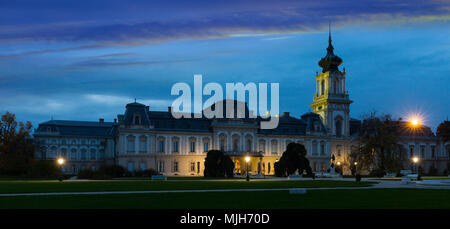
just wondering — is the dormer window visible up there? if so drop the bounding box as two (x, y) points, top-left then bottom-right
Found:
(134, 115), (141, 125)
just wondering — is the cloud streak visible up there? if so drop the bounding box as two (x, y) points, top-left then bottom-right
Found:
(0, 0), (448, 47)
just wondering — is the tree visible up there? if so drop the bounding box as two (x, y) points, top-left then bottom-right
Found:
(355, 112), (403, 175)
(0, 111), (35, 176)
(274, 143), (312, 177)
(437, 121), (450, 142)
(203, 150), (234, 178)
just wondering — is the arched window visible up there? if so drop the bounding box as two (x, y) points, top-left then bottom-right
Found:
(172, 138), (179, 153)
(335, 117), (343, 137)
(70, 148), (77, 160)
(334, 78), (337, 94)
(50, 146), (57, 159)
(219, 134), (227, 151)
(80, 148), (87, 160)
(233, 139), (239, 152)
(127, 136), (136, 152)
(312, 141), (318, 155)
(321, 80), (325, 95)
(90, 148), (96, 160)
(246, 139), (252, 152)
(259, 140), (266, 153)
(271, 140), (278, 154)
(139, 136), (147, 152)
(232, 134), (240, 152)
(220, 139), (225, 151)
(61, 148), (67, 158)
(134, 115), (141, 125)
(320, 141), (325, 156)
(235, 160), (241, 174)
(158, 138), (165, 153)
(190, 141), (196, 153)
(202, 138), (209, 153)
(99, 149), (105, 160)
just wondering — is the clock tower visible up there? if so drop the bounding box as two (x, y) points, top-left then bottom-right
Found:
(310, 27), (352, 137)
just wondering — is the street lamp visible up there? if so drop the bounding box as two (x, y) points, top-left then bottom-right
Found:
(57, 157), (65, 182)
(245, 156), (250, 181)
(412, 156), (419, 174)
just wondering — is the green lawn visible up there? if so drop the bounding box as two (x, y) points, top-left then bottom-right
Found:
(0, 180), (373, 194)
(1, 189), (449, 209)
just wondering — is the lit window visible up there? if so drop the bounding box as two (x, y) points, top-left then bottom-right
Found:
(173, 161), (179, 172)
(190, 162), (195, 172)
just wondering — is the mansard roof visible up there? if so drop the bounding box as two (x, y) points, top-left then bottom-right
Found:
(123, 102), (151, 125)
(36, 120), (116, 137)
(117, 100), (329, 135)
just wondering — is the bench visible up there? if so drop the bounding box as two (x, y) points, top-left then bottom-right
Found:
(288, 174), (303, 180)
(406, 174), (418, 179)
(315, 172), (332, 178)
(384, 173), (396, 178)
(151, 175), (167, 181)
(289, 188), (307, 195)
(401, 174), (418, 184)
(400, 170), (413, 176)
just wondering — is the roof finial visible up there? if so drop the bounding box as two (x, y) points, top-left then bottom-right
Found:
(329, 22), (331, 45)
(134, 98), (137, 103)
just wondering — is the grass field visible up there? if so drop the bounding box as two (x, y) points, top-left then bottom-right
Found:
(1, 189), (449, 209)
(0, 180), (373, 194)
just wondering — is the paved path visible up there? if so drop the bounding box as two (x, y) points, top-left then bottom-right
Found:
(1, 179), (449, 197)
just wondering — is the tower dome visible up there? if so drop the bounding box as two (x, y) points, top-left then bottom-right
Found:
(318, 26), (342, 72)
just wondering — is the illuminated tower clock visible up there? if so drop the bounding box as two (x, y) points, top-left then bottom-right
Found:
(310, 27), (352, 137)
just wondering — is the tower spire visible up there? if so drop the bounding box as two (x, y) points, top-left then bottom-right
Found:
(328, 22), (332, 46)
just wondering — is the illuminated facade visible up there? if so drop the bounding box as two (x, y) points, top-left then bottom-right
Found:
(33, 32), (449, 176)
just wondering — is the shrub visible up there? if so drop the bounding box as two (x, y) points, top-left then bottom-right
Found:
(427, 165), (438, 176)
(27, 160), (61, 178)
(141, 169), (159, 177)
(204, 150), (234, 178)
(355, 174), (361, 182)
(97, 165), (126, 178)
(369, 168), (385, 177)
(77, 169), (94, 179)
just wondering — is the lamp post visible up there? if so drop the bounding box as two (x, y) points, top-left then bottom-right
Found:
(412, 156), (419, 174)
(57, 157), (65, 182)
(245, 156), (250, 181)
(336, 161), (341, 175)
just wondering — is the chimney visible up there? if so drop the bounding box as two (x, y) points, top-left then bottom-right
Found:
(99, 118), (104, 123)
(282, 112), (290, 117)
(145, 106), (150, 112)
(168, 106), (172, 113)
(114, 118), (117, 123)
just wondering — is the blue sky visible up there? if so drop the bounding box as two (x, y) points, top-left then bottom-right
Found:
(0, 0), (449, 130)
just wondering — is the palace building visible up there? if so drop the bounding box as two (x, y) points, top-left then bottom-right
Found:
(33, 32), (450, 176)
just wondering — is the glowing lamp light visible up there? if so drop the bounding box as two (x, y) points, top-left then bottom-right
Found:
(411, 119), (420, 126)
(57, 158), (65, 166)
(354, 162), (358, 166)
(412, 156), (419, 164)
(336, 161), (341, 166)
(245, 156), (250, 163)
